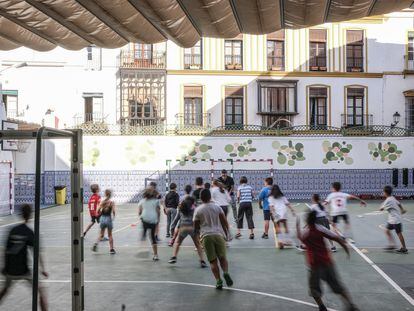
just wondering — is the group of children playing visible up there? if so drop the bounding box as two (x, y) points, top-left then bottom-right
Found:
(82, 174), (408, 311)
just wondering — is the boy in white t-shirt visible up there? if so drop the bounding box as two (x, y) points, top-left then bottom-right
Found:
(324, 182), (366, 250)
(380, 186), (407, 254)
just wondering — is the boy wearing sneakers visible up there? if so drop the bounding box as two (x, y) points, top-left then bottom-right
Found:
(194, 189), (233, 289)
(324, 182), (366, 250)
(380, 186), (408, 253)
(258, 177), (273, 239)
(84, 184), (101, 237)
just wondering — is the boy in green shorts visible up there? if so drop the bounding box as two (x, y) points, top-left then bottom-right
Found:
(194, 189), (233, 289)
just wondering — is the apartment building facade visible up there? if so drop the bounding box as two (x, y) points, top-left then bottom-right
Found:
(0, 11), (413, 132)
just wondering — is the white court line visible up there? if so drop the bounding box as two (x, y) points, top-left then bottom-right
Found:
(34, 279), (338, 310)
(404, 218), (414, 223)
(349, 242), (414, 307)
(112, 221), (139, 234)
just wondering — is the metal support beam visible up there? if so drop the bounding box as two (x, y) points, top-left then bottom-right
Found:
(70, 129), (84, 311)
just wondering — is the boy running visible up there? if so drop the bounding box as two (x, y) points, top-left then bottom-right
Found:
(84, 184), (101, 237)
(324, 182), (366, 249)
(168, 196), (207, 267)
(169, 185), (193, 247)
(258, 177), (273, 239)
(192, 177), (204, 206)
(0, 204), (48, 311)
(164, 183), (180, 238)
(92, 189), (116, 254)
(380, 186), (408, 253)
(235, 176), (255, 240)
(296, 211), (359, 311)
(194, 189), (233, 289)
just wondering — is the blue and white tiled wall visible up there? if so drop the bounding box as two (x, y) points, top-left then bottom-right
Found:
(14, 169), (414, 205)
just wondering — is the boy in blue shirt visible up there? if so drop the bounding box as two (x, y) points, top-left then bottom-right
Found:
(258, 177), (273, 239)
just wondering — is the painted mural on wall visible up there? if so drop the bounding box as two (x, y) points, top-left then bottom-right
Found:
(178, 141), (213, 166)
(368, 142), (402, 164)
(19, 136), (413, 173)
(224, 139), (257, 158)
(272, 140), (305, 166)
(125, 139), (156, 165)
(322, 141), (353, 165)
(84, 141), (100, 167)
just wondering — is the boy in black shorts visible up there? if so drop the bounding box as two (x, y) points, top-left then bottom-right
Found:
(380, 186), (408, 253)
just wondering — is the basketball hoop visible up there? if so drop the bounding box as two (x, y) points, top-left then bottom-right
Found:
(16, 140), (31, 153)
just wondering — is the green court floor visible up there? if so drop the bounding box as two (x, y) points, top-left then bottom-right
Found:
(0, 201), (413, 310)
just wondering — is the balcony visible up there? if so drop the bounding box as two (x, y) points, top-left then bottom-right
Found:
(175, 113), (211, 127)
(341, 114), (373, 127)
(73, 113), (107, 126)
(184, 54), (202, 70)
(404, 55), (414, 75)
(118, 51), (166, 69)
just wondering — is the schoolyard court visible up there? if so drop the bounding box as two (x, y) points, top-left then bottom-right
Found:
(0, 201), (413, 311)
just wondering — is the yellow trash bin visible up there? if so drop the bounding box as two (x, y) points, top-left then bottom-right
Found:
(54, 186), (67, 205)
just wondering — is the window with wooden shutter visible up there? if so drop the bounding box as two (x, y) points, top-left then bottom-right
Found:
(309, 87), (328, 127)
(225, 40), (243, 70)
(267, 30), (285, 71)
(309, 29), (327, 71)
(346, 30), (364, 72)
(183, 86), (203, 126)
(225, 86), (244, 127)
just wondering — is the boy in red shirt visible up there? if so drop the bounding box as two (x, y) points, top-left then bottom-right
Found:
(296, 210), (359, 311)
(84, 184), (101, 237)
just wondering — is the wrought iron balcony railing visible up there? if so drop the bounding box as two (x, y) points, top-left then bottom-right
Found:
(73, 113), (106, 126)
(341, 114), (373, 127)
(175, 113), (211, 127)
(184, 54), (202, 69)
(118, 51), (166, 69)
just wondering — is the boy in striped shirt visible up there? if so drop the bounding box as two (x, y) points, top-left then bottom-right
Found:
(235, 176), (255, 239)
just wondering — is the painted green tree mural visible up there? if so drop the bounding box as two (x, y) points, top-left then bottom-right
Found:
(322, 141), (353, 165)
(368, 142), (402, 164)
(272, 140), (305, 166)
(224, 139), (256, 158)
(125, 140), (156, 165)
(179, 141), (212, 166)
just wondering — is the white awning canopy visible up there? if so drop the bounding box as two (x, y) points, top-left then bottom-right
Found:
(0, 0), (412, 51)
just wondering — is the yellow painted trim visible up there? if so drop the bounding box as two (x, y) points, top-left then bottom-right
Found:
(221, 85), (225, 126)
(344, 84), (369, 122)
(244, 85), (248, 124)
(179, 84), (184, 122)
(168, 69), (383, 78)
(306, 84), (332, 127)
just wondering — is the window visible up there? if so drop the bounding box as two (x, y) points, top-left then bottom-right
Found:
(184, 40), (202, 69)
(405, 96), (414, 129)
(309, 29), (327, 71)
(134, 43), (152, 60)
(129, 99), (157, 126)
(309, 87), (327, 128)
(183, 86), (203, 126)
(408, 31), (414, 71)
(258, 81), (297, 128)
(267, 30), (285, 71)
(345, 88), (365, 126)
(346, 30), (364, 72)
(224, 86), (244, 127)
(83, 93), (104, 123)
(85, 46), (102, 70)
(2, 91), (18, 119)
(225, 40), (243, 70)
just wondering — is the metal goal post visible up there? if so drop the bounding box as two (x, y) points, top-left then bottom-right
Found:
(0, 127), (84, 311)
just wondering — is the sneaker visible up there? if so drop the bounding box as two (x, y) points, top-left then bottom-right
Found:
(166, 234), (171, 238)
(235, 233), (242, 239)
(101, 237), (109, 242)
(200, 260), (208, 268)
(331, 246), (337, 253)
(249, 233), (255, 240)
(319, 305), (328, 311)
(92, 243), (98, 252)
(261, 233), (269, 239)
(216, 279), (223, 290)
(153, 255), (159, 261)
(109, 249), (116, 255)
(395, 248), (408, 254)
(223, 273), (234, 287)
(296, 245), (306, 252)
(168, 256), (177, 264)
(384, 245), (396, 251)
